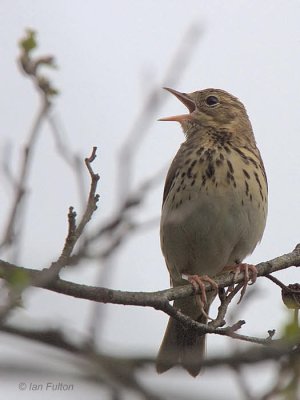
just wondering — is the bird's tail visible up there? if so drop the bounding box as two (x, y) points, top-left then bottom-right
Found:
(156, 293), (214, 377)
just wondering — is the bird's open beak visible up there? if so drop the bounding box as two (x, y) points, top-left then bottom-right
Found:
(158, 87), (196, 122)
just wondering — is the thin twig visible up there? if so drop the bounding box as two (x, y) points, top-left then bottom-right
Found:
(232, 367), (255, 400)
(266, 274), (298, 292)
(67, 166), (165, 265)
(34, 147), (100, 283)
(1, 323), (300, 371)
(47, 112), (87, 208)
(0, 100), (50, 252)
(0, 148), (100, 322)
(209, 283), (244, 329)
(0, 30), (58, 255)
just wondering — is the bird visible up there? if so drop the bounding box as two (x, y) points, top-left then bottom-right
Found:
(156, 87), (268, 376)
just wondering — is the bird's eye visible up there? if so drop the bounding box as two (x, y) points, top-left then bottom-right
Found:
(205, 95), (219, 106)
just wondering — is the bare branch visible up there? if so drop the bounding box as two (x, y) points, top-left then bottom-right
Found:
(0, 29), (58, 253)
(266, 274), (295, 291)
(67, 166), (164, 265)
(0, 100), (50, 251)
(1, 244), (299, 342)
(34, 147), (100, 283)
(46, 112), (87, 207)
(0, 148), (100, 322)
(0, 323), (299, 372)
(232, 367), (255, 400)
(209, 283), (244, 329)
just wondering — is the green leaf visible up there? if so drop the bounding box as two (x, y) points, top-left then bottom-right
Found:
(19, 29), (37, 53)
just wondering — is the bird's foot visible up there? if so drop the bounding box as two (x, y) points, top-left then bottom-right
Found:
(235, 263), (257, 304)
(233, 263), (257, 286)
(186, 274), (218, 319)
(224, 263), (258, 303)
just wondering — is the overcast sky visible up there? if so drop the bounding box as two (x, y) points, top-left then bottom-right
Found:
(1, 1), (300, 399)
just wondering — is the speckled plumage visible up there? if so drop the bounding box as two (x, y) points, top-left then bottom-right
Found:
(156, 88), (268, 376)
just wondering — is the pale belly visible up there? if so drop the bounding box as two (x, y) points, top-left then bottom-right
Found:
(160, 183), (267, 284)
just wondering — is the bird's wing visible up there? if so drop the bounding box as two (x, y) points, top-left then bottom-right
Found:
(162, 147), (184, 206)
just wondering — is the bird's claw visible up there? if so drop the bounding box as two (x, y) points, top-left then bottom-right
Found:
(187, 274), (218, 319)
(234, 263), (257, 285)
(223, 263), (257, 302)
(234, 263), (258, 304)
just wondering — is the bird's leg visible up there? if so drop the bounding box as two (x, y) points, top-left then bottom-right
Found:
(233, 263), (257, 285)
(186, 274), (218, 319)
(222, 263), (258, 303)
(234, 263), (257, 303)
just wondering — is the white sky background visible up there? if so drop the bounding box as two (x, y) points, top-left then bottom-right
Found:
(1, 1), (300, 399)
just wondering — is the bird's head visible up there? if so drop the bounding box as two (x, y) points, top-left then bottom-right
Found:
(159, 87), (253, 140)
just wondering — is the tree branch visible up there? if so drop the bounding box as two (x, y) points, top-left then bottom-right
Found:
(1, 244), (299, 341)
(0, 148), (100, 322)
(0, 100), (50, 251)
(1, 323), (299, 372)
(0, 29), (58, 253)
(32, 147), (100, 284)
